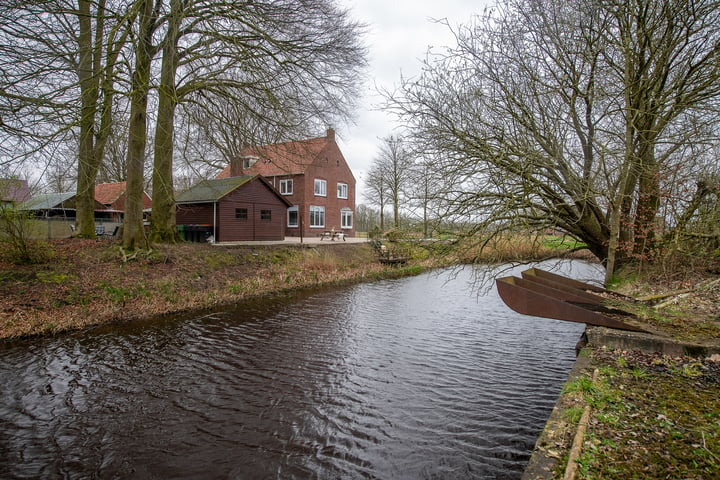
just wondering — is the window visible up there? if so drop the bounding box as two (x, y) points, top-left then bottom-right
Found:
(235, 208), (248, 220)
(241, 156), (257, 168)
(260, 209), (271, 221)
(279, 179), (293, 195)
(314, 179), (327, 196)
(309, 206), (325, 228)
(337, 183), (348, 199)
(287, 206), (298, 227)
(341, 208), (353, 229)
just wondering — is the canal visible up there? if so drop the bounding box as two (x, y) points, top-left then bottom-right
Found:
(0, 261), (601, 479)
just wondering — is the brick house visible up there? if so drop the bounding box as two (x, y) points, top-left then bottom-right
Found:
(216, 129), (356, 238)
(176, 175), (291, 242)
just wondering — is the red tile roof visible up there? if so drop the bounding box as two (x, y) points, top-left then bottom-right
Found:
(94, 182), (127, 206)
(216, 135), (331, 178)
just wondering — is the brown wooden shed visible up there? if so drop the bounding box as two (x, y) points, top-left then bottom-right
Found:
(175, 175), (291, 242)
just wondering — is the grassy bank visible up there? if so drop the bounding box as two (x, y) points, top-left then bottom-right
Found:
(0, 239), (440, 340)
(542, 346), (720, 480)
(0, 233), (585, 341)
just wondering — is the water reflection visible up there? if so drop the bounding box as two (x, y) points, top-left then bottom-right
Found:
(0, 261), (600, 479)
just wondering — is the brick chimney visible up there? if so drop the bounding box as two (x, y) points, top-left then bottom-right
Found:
(326, 128), (335, 141)
(229, 158), (243, 177)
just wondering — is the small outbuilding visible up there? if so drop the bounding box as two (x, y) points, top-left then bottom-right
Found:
(19, 192), (104, 218)
(176, 175), (292, 242)
(17, 192), (107, 239)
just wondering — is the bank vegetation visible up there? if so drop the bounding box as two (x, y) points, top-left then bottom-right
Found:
(0, 233), (596, 341)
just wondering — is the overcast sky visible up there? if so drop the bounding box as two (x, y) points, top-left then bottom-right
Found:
(335, 0), (492, 199)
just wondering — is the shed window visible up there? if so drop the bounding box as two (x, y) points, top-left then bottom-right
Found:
(260, 209), (271, 221)
(235, 208), (248, 220)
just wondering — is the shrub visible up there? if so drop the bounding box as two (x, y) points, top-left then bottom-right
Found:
(0, 205), (55, 264)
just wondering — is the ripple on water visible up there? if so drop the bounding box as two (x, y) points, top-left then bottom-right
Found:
(0, 261), (597, 479)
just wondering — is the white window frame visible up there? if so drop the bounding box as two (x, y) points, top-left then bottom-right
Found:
(341, 208), (353, 229)
(287, 206), (298, 228)
(337, 182), (348, 199)
(309, 205), (325, 228)
(279, 179), (293, 195)
(241, 156), (258, 168)
(314, 178), (327, 197)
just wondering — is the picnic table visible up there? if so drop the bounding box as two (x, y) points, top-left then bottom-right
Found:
(320, 230), (345, 241)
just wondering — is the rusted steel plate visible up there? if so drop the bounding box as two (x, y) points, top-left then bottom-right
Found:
(520, 270), (608, 306)
(519, 268), (638, 312)
(521, 268), (636, 302)
(521, 267), (606, 292)
(496, 276), (650, 333)
(510, 275), (613, 307)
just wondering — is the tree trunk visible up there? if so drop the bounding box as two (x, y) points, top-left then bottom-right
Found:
(122, 0), (154, 250)
(75, 0), (124, 239)
(75, 0), (100, 238)
(150, 0), (182, 244)
(393, 192), (399, 228)
(632, 146), (660, 257)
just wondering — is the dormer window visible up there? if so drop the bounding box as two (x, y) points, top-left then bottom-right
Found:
(241, 156), (258, 168)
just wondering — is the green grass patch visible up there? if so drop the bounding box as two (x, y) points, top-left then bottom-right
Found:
(35, 271), (72, 284)
(577, 348), (720, 479)
(542, 235), (587, 250)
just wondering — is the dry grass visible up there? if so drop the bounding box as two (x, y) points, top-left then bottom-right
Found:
(0, 239), (424, 340)
(452, 233), (593, 264)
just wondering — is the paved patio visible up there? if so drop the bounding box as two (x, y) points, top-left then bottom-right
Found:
(213, 236), (369, 247)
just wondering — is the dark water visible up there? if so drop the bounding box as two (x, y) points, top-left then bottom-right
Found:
(0, 261), (600, 479)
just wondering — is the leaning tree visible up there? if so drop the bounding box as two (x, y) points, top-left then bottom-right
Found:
(386, 0), (720, 280)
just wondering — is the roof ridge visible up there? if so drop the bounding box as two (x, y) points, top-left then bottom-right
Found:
(250, 135), (328, 150)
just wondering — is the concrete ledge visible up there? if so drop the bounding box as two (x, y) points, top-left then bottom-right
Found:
(585, 326), (720, 357)
(523, 326), (720, 479)
(522, 352), (592, 480)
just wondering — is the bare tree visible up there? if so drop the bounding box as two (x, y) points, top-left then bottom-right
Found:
(0, 0), (367, 249)
(0, 1), (78, 165)
(122, 0), (158, 250)
(406, 156), (445, 238)
(354, 203), (380, 234)
(386, 0), (720, 279)
(76, 0), (132, 238)
(368, 135), (414, 229)
(364, 162), (388, 232)
(97, 112), (131, 183)
(0, 0), (134, 237)
(145, 0), (368, 243)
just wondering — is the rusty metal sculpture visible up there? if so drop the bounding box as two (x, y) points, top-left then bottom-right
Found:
(496, 268), (651, 333)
